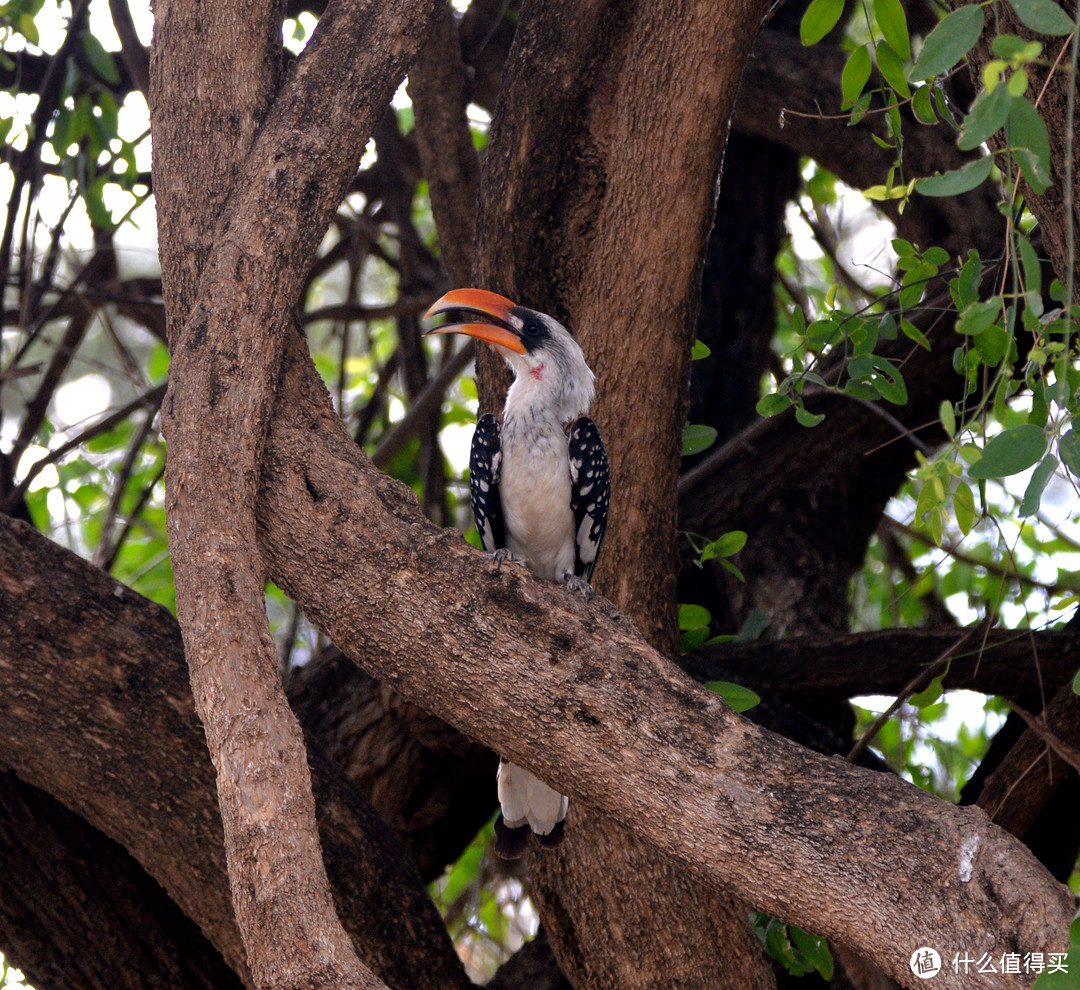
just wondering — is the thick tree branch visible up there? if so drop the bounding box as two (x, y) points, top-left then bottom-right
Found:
(472, 2), (779, 984)
(407, 0), (481, 286)
(0, 515), (472, 990)
(0, 771), (242, 990)
(153, 0), (439, 984)
(254, 332), (1073, 990)
(687, 627), (1080, 701)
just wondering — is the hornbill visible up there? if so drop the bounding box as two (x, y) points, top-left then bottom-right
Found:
(424, 288), (610, 858)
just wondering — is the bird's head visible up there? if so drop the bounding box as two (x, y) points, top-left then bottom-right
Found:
(423, 288), (595, 419)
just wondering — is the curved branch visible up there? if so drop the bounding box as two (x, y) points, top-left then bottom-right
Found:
(256, 334), (1073, 990)
(0, 515), (473, 990)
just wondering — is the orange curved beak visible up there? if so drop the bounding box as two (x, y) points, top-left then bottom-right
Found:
(422, 288), (527, 355)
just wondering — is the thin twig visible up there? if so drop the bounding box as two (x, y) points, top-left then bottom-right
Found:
(847, 620), (989, 763)
(1006, 700), (1080, 776)
(2, 382), (166, 514)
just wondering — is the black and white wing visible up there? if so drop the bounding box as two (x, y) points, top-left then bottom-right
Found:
(470, 413), (505, 553)
(568, 417), (610, 582)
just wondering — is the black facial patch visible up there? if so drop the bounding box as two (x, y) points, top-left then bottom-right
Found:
(511, 307), (555, 352)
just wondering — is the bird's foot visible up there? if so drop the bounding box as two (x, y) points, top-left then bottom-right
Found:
(561, 572), (594, 601)
(489, 548), (527, 569)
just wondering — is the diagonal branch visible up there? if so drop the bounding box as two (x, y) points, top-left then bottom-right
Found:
(0, 513), (471, 990)
(255, 331), (1073, 990)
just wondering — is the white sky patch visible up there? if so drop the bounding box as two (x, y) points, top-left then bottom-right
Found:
(853, 689), (1008, 789)
(52, 373), (113, 431)
(441, 421), (474, 475)
(22, 445), (59, 491)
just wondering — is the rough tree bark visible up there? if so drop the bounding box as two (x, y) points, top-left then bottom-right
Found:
(0, 514), (470, 990)
(471, 1), (779, 985)
(254, 326), (1073, 990)
(151, 0), (439, 985)
(2, 1), (1077, 988)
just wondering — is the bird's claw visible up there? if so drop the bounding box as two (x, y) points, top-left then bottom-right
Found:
(562, 573), (594, 601)
(489, 548), (527, 569)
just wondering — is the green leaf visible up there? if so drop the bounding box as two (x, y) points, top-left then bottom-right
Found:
(841, 45), (873, 107)
(1059, 428), (1080, 476)
(916, 156), (993, 196)
(875, 41), (911, 97)
(680, 627), (710, 653)
(81, 33), (121, 85)
(954, 480), (975, 534)
(795, 404), (825, 427)
(875, 0), (911, 60)
(956, 297), (1002, 335)
(18, 11), (39, 46)
(940, 400), (956, 436)
(911, 5), (985, 81)
(703, 681), (761, 713)
(701, 530), (747, 561)
(1031, 948), (1080, 990)
(1006, 0), (1076, 35)
(910, 673), (945, 708)
(901, 317), (932, 350)
(720, 558), (745, 582)
(992, 34), (1038, 59)
(1016, 231), (1042, 295)
(924, 246), (950, 267)
(757, 392), (793, 417)
(801, 0), (845, 44)
(849, 353), (907, 404)
(147, 342), (171, 382)
(682, 423), (718, 456)
(953, 251), (984, 308)
(678, 603), (712, 630)
(968, 424), (1047, 479)
(958, 84), (1013, 150)
(788, 927), (834, 981)
(691, 339), (712, 360)
(1019, 454), (1059, 516)
(974, 323), (1010, 364)
(1007, 95), (1052, 193)
(911, 84), (938, 124)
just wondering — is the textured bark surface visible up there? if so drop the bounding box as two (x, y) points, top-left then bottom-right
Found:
(287, 649), (497, 882)
(0, 772), (242, 990)
(688, 627), (1080, 701)
(251, 328), (1073, 990)
(0, 514), (471, 990)
(152, 0), (440, 985)
(471, 1), (778, 985)
(3, 0), (1078, 986)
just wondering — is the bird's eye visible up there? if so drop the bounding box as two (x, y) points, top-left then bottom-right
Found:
(522, 319), (543, 338)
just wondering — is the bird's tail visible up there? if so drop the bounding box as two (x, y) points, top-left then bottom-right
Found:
(494, 758), (567, 859)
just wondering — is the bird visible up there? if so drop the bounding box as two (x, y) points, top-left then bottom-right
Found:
(423, 287), (610, 858)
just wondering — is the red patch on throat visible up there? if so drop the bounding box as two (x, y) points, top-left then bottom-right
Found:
(529, 363), (545, 381)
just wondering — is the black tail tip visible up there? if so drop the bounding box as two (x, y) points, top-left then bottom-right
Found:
(537, 819), (566, 847)
(494, 816), (530, 859)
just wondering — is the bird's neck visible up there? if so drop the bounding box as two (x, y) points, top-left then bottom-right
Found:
(504, 366), (592, 431)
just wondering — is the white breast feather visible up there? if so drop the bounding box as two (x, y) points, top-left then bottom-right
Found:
(499, 432), (575, 582)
